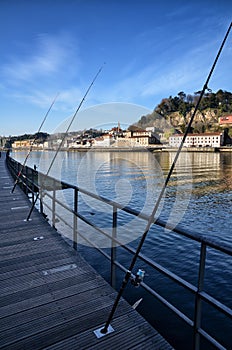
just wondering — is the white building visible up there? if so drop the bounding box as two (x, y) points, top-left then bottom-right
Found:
(123, 129), (160, 147)
(92, 134), (114, 147)
(169, 132), (224, 148)
(128, 135), (154, 147)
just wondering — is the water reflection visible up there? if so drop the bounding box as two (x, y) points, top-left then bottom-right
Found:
(167, 151), (232, 195)
(12, 150), (232, 242)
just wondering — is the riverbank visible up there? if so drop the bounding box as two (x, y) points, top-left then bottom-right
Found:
(162, 146), (232, 152)
(6, 145), (232, 153)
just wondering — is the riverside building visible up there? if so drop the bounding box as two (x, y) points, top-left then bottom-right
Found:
(169, 132), (224, 148)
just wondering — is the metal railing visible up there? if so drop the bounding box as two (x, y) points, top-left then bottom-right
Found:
(6, 155), (232, 350)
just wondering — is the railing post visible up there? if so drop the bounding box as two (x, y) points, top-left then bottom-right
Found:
(31, 167), (35, 205)
(25, 166), (29, 195)
(193, 242), (207, 350)
(17, 162), (21, 188)
(73, 188), (78, 250)
(17, 162), (20, 179)
(39, 187), (44, 216)
(111, 205), (117, 289)
(52, 179), (56, 229)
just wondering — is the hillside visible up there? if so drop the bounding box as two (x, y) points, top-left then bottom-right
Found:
(135, 90), (232, 137)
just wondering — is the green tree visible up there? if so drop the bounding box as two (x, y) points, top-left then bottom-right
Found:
(178, 91), (186, 101)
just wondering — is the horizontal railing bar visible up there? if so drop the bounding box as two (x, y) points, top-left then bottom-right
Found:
(140, 281), (194, 327)
(10, 156), (232, 257)
(75, 211), (199, 298)
(43, 200), (74, 231)
(42, 201), (51, 211)
(60, 180), (232, 255)
(77, 228), (194, 327)
(198, 328), (227, 350)
(55, 211), (71, 229)
(39, 172), (231, 251)
(76, 209), (232, 320)
(77, 229), (137, 282)
(75, 212), (193, 288)
(50, 178), (232, 256)
(8, 159), (232, 286)
(43, 193), (232, 318)
(44, 192), (73, 212)
(77, 225), (228, 349)
(77, 230), (114, 262)
(43, 185), (232, 259)
(76, 212), (117, 241)
(135, 250), (198, 294)
(41, 189), (232, 338)
(200, 291), (232, 319)
(79, 227), (232, 350)
(154, 217), (232, 257)
(117, 241), (198, 294)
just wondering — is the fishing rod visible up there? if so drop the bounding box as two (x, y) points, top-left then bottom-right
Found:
(99, 22), (232, 335)
(11, 93), (59, 193)
(26, 64), (105, 222)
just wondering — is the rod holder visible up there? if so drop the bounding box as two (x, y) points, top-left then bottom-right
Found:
(93, 324), (114, 338)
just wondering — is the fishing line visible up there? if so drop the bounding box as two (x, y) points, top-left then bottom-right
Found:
(100, 22), (232, 335)
(11, 93), (59, 193)
(26, 64), (105, 221)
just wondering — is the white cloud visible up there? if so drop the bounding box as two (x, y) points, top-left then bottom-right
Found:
(0, 32), (85, 117)
(1, 32), (80, 85)
(6, 86), (86, 117)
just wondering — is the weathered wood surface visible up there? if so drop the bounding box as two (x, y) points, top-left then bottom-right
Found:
(0, 153), (173, 349)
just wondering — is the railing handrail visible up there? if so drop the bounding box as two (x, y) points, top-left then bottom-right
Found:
(6, 155), (232, 350)
(7, 155), (232, 256)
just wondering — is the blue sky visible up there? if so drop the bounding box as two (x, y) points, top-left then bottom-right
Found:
(0, 0), (231, 136)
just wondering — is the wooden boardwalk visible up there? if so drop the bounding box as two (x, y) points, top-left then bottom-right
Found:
(0, 153), (173, 350)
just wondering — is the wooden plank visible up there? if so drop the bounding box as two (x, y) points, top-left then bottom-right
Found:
(0, 295), (125, 348)
(0, 276), (106, 319)
(0, 267), (97, 297)
(0, 286), (114, 333)
(0, 256), (76, 280)
(0, 248), (75, 270)
(42, 312), (147, 350)
(0, 301), (131, 350)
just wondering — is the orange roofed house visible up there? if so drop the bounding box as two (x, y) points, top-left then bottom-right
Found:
(219, 115), (232, 125)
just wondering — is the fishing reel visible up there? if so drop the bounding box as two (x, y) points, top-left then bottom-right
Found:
(131, 268), (145, 287)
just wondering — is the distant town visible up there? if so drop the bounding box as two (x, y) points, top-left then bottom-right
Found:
(0, 114), (232, 152)
(1, 89), (232, 151)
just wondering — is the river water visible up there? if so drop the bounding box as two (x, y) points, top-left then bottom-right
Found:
(12, 150), (232, 349)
